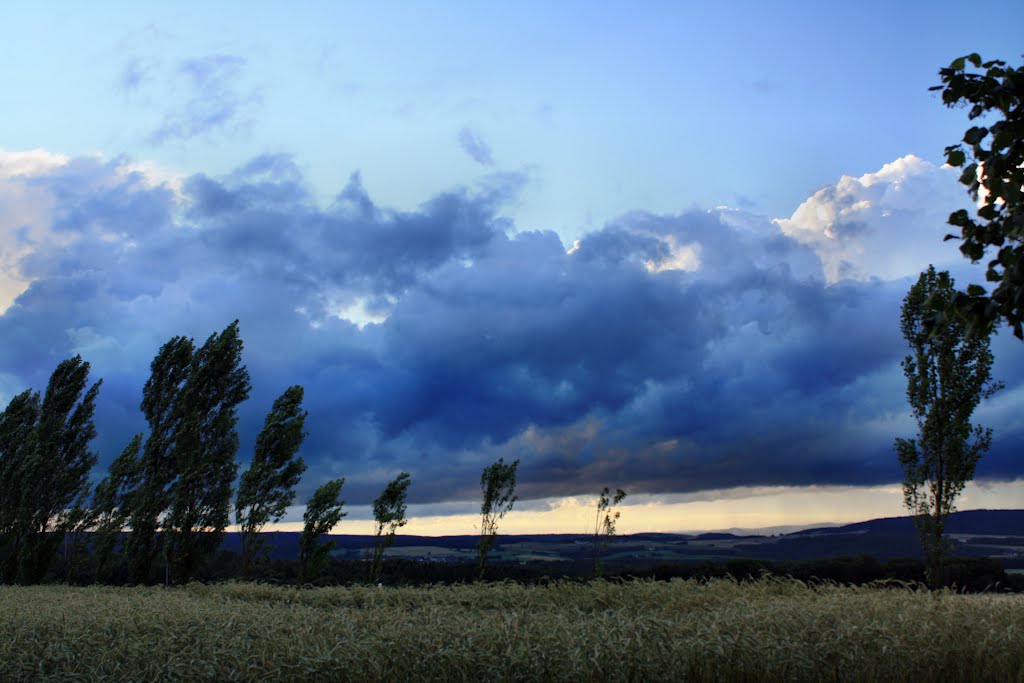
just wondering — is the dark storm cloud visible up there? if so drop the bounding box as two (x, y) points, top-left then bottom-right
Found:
(1, 155), (1021, 506)
(183, 157), (510, 298)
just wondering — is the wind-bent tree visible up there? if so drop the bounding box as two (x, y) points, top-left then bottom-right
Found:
(477, 457), (518, 580)
(369, 472), (411, 583)
(931, 54), (1024, 338)
(236, 385), (309, 578)
(297, 478), (346, 584)
(592, 487), (626, 578)
(0, 389), (40, 583)
(165, 321), (251, 584)
(7, 356), (101, 584)
(125, 335), (193, 584)
(92, 434), (142, 583)
(896, 266), (1001, 588)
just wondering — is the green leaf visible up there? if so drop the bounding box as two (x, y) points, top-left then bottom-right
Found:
(951, 56), (966, 71)
(959, 163), (978, 186)
(966, 284), (986, 297)
(946, 149), (966, 166)
(963, 127), (988, 145)
(948, 209), (970, 227)
(964, 242), (985, 261)
(966, 53), (982, 68)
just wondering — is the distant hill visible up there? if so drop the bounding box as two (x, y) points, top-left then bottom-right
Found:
(212, 508), (1023, 568)
(790, 509), (1024, 537)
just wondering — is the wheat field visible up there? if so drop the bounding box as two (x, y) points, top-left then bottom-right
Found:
(1, 578), (1021, 682)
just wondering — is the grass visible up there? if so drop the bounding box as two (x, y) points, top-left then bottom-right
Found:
(1, 577), (1021, 681)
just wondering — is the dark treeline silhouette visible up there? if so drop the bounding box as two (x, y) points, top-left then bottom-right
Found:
(0, 322), (355, 586)
(42, 537), (1023, 593)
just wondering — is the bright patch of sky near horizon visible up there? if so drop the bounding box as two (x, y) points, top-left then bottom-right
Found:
(253, 480), (1024, 537)
(1, 2), (1022, 533)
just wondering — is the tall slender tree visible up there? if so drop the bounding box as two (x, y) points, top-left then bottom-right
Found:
(896, 266), (1001, 588)
(236, 385), (308, 578)
(477, 457), (518, 580)
(11, 356), (101, 584)
(165, 321), (251, 584)
(369, 472), (410, 583)
(297, 478), (346, 584)
(592, 487), (626, 578)
(0, 389), (40, 583)
(124, 335), (193, 584)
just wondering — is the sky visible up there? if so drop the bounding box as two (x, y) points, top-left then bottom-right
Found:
(1, 2), (1022, 535)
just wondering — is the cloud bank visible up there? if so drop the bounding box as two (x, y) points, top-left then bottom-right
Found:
(0, 151), (1019, 507)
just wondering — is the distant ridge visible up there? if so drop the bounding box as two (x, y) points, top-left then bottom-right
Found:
(788, 508), (1024, 537)
(209, 508), (1023, 564)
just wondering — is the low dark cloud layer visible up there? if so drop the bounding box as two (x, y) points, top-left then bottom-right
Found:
(0, 153), (1020, 506)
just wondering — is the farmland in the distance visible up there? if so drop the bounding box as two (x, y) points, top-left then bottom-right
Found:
(217, 508), (1024, 571)
(2, 578), (1022, 682)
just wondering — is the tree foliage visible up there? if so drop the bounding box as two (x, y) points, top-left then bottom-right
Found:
(121, 322), (251, 585)
(592, 487), (626, 578)
(298, 478), (346, 584)
(0, 357), (101, 584)
(931, 54), (1024, 338)
(92, 434), (142, 583)
(0, 389), (40, 583)
(125, 335), (194, 584)
(369, 472), (411, 583)
(236, 385), (308, 578)
(895, 266), (1001, 588)
(477, 457), (518, 580)
(165, 321), (251, 584)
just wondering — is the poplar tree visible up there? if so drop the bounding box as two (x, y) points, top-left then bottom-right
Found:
(297, 478), (346, 584)
(165, 321), (251, 584)
(477, 457), (518, 580)
(2, 356), (101, 584)
(896, 266), (1001, 588)
(369, 472), (410, 583)
(124, 335), (193, 584)
(236, 385), (308, 578)
(0, 390), (40, 583)
(592, 487), (626, 578)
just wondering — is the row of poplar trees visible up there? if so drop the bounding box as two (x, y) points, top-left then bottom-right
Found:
(0, 321), (345, 585)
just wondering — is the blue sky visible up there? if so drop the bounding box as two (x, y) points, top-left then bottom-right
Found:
(0, 2), (1021, 533)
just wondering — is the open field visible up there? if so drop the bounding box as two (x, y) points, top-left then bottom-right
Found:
(1, 578), (1022, 682)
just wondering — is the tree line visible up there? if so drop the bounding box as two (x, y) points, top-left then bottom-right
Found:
(0, 323), (627, 585)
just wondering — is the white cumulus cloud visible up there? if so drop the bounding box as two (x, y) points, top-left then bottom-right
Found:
(774, 155), (972, 284)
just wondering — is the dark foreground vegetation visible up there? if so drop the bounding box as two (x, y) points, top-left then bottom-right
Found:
(44, 543), (1024, 594)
